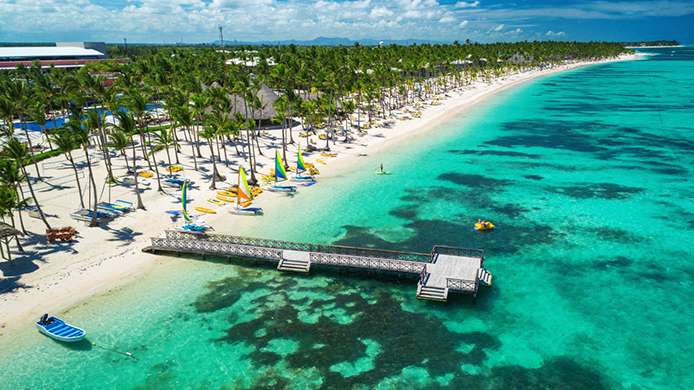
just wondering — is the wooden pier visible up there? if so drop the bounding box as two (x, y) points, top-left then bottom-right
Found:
(143, 230), (493, 302)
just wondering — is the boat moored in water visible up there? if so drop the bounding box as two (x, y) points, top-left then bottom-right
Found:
(36, 314), (86, 343)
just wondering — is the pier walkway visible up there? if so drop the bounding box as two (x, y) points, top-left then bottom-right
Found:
(143, 230), (493, 302)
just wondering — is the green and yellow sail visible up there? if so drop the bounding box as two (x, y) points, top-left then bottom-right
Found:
(181, 180), (192, 222)
(297, 145), (306, 173)
(275, 150), (288, 181)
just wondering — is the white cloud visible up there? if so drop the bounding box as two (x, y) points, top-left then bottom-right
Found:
(370, 6), (394, 19)
(545, 30), (566, 37)
(0, 0), (690, 43)
(455, 1), (480, 8)
(439, 14), (457, 23)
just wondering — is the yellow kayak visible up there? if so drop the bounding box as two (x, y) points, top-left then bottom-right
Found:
(252, 187), (263, 196)
(216, 195), (234, 203)
(138, 170), (154, 178)
(195, 207), (216, 214)
(167, 165), (183, 173)
(320, 152), (337, 158)
(208, 199), (224, 206)
(217, 190), (236, 197)
(475, 221), (495, 231)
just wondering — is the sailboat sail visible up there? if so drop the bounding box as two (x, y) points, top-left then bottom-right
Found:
(181, 181), (192, 222)
(237, 166), (253, 205)
(275, 150), (288, 181)
(297, 145), (306, 173)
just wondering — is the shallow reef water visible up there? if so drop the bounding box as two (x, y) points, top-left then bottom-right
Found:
(1, 47), (693, 389)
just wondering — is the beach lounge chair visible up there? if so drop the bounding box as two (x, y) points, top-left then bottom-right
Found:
(70, 208), (112, 223)
(97, 203), (125, 216)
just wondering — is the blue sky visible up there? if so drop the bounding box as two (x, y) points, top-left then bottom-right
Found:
(1, 0), (692, 43)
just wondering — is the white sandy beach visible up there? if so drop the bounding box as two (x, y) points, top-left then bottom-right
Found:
(0, 54), (637, 337)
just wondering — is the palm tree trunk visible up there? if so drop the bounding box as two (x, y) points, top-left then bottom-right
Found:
(221, 138), (229, 167)
(282, 119), (288, 169)
(13, 186), (27, 234)
(22, 127), (42, 180)
(20, 166), (51, 230)
(67, 152), (85, 208)
(122, 149), (132, 174)
(152, 152), (163, 193)
(165, 146), (172, 167)
(83, 146), (99, 227)
(208, 143), (217, 190)
(195, 124), (203, 157)
(188, 127), (198, 171)
(9, 214), (24, 253)
(133, 171), (145, 210)
(139, 132), (153, 170)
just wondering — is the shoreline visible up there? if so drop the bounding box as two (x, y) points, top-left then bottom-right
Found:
(0, 54), (637, 338)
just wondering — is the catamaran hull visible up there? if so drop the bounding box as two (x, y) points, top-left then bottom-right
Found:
(292, 175), (315, 182)
(175, 228), (207, 235)
(268, 186), (297, 193)
(231, 206), (264, 216)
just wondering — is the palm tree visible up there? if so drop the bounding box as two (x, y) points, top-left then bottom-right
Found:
(0, 159), (28, 234)
(30, 100), (53, 151)
(151, 127), (175, 168)
(111, 111), (138, 172)
(3, 137), (51, 230)
(0, 184), (24, 253)
(68, 118), (100, 227)
(172, 105), (198, 170)
(199, 126), (219, 190)
(51, 129), (85, 208)
(108, 130), (132, 174)
(273, 95), (290, 168)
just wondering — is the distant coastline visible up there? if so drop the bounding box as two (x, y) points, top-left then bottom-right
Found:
(625, 45), (684, 49)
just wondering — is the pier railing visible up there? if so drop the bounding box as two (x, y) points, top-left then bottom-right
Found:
(164, 230), (431, 263)
(151, 236), (283, 260)
(309, 252), (425, 274)
(433, 245), (484, 260)
(145, 231), (492, 301)
(446, 278), (477, 292)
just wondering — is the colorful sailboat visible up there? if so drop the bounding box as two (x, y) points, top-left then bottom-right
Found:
(269, 150), (297, 193)
(176, 180), (211, 234)
(231, 167), (264, 215)
(293, 145), (315, 183)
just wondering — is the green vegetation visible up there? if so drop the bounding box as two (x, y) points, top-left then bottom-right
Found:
(0, 41), (630, 237)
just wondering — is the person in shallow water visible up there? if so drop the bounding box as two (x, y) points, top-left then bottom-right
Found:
(380, 163), (384, 173)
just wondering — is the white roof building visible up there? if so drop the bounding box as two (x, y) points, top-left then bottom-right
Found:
(0, 42), (107, 69)
(0, 46), (105, 60)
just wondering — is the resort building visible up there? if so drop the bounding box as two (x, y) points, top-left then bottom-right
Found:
(0, 42), (107, 70)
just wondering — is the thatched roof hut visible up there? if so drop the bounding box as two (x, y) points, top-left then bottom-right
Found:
(229, 84), (279, 121)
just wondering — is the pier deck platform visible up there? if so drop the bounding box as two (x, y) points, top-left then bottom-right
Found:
(143, 230), (493, 302)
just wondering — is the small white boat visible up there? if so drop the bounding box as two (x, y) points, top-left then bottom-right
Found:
(36, 314), (86, 343)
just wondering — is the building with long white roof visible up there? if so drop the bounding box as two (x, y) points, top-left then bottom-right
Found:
(0, 42), (107, 70)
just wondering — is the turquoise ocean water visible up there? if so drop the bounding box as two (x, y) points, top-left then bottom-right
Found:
(1, 47), (693, 389)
